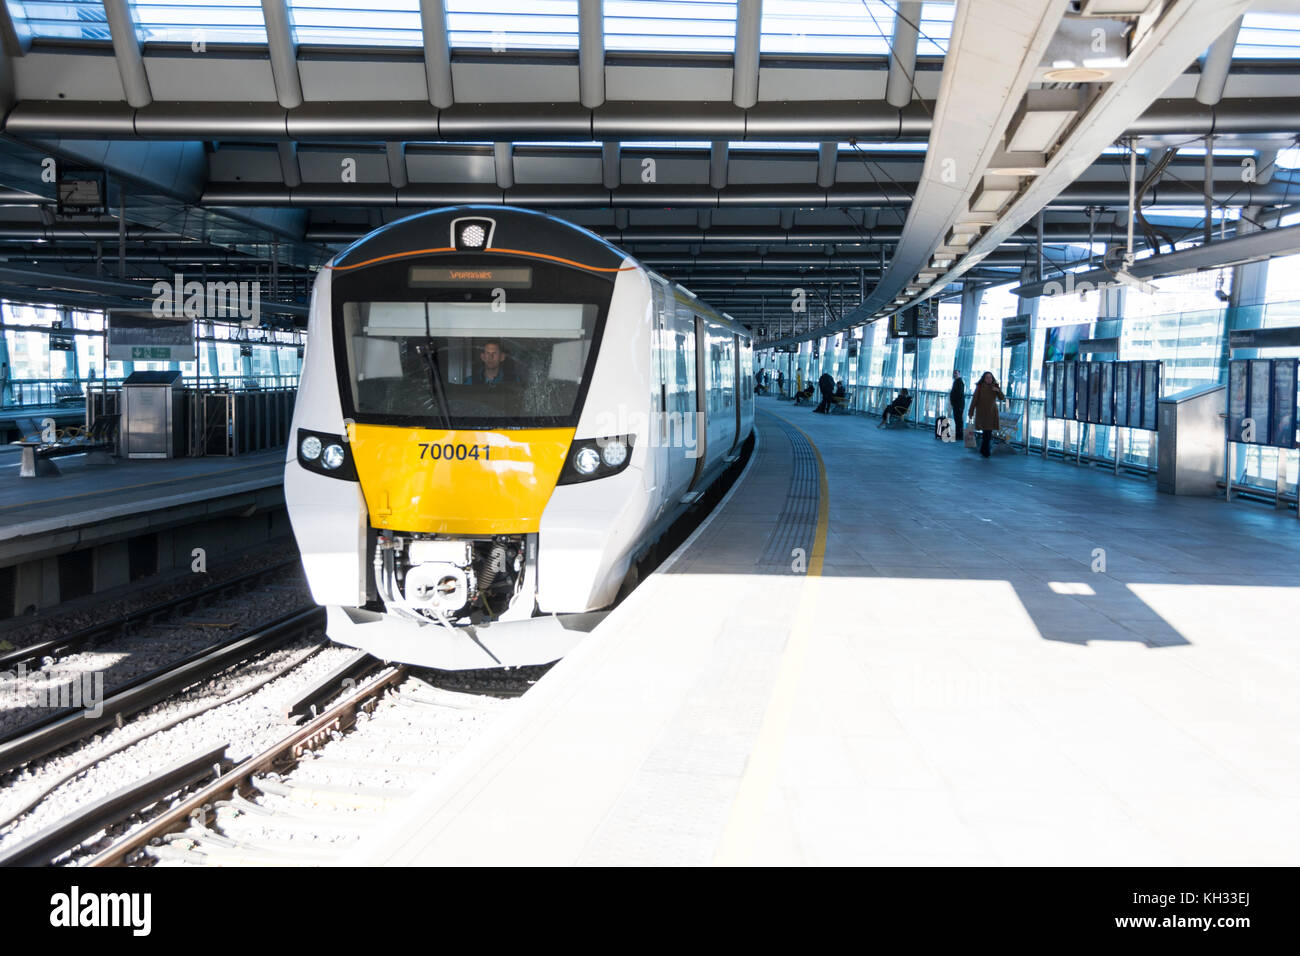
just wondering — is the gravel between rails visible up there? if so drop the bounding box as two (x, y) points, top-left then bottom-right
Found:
(0, 566), (311, 739)
(150, 674), (515, 866)
(0, 638), (357, 857)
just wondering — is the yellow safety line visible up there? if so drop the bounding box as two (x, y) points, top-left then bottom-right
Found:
(0, 460), (278, 512)
(714, 417), (829, 866)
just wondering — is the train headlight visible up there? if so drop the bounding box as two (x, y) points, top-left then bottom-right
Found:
(601, 439), (628, 468)
(296, 428), (357, 481)
(322, 444), (346, 470)
(557, 435), (635, 485)
(460, 224), (486, 248)
(300, 435), (322, 461)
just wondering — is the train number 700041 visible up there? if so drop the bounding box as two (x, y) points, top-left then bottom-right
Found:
(418, 443), (491, 461)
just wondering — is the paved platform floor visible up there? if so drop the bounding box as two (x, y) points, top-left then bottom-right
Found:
(0, 450), (284, 545)
(351, 398), (1300, 866)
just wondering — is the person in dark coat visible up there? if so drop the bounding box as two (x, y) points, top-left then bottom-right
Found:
(949, 370), (966, 440)
(814, 372), (835, 413)
(967, 371), (1005, 458)
(777, 370), (785, 397)
(878, 387), (911, 427)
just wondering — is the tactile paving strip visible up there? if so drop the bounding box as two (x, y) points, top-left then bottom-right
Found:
(756, 412), (821, 572)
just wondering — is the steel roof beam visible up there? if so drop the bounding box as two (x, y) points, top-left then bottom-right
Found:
(885, 2), (922, 109)
(1195, 15), (1244, 108)
(102, 0), (151, 108)
(419, 1), (454, 108)
(732, 0), (762, 109)
(11, 97), (1298, 142)
(199, 178), (1296, 208)
(261, 0), (303, 109)
(579, 0), (605, 109)
(1013, 222), (1300, 297)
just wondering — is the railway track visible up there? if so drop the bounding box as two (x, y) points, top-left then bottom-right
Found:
(0, 606), (324, 776)
(0, 659), (513, 867)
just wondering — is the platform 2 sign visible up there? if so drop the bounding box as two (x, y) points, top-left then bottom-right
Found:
(107, 311), (194, 363)
(1045, 360), (1161, 430)
(1227, 358), (1298, 448)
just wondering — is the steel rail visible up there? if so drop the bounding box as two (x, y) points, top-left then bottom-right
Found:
(0, 607), (324, 775)
(87, 666), (407, 867)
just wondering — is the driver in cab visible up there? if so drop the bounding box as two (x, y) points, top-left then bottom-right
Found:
(464, 339), (522, 386)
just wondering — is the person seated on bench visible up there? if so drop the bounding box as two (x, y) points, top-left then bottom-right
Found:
(878, 388), (912, 427)
(793, 384), (816, 405)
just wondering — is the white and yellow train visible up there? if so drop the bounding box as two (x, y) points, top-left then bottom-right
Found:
(285, 206), (754, 669)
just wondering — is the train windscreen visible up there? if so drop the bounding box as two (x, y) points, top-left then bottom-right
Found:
(332, 254), (616, 429)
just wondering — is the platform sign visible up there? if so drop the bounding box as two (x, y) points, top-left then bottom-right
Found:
(1002, 314), (1030, 348)
(107, 311), (194, 363)
(49, 330), (76, 352)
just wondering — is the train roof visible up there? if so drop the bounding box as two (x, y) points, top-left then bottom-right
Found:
(332, 205), (629, 275)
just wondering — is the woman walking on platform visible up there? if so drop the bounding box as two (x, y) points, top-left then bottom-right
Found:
(967, 371), (1005, 458)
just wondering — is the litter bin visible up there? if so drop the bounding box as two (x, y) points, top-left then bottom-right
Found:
(121, 370), (186, 459)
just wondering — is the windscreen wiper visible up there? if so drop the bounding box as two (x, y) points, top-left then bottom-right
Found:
(413, 303), (452, 430)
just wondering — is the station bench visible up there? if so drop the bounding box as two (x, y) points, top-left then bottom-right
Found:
(16, 414), (118, 478)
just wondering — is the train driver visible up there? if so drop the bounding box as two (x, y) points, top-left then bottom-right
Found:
(465, 339), (522, 386)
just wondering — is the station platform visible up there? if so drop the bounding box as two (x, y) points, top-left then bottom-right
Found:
(350, 399), (1300, 866)
(0, 450), (285, 566)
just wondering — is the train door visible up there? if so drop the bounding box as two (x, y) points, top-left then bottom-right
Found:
(731, 333), (742, 451)
(688, 314), (708, 491)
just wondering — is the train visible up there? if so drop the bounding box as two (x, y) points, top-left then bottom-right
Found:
(284, 206), (754, 669)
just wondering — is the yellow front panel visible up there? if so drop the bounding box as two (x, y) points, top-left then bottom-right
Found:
(350, 424), (575, 535)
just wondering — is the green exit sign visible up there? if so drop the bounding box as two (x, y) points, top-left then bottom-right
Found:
(131, 347), (171, 360)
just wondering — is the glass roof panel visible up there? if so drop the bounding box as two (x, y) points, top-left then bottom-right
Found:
(760, 0), (952, 56)
(288, 1), (420, 46)
(1234, 12), (1300, 59)
(444, 0), (579, 50)
(7, 0), (110, 41)
(135, 1), (267, 44)
(605, 1), (738, 53)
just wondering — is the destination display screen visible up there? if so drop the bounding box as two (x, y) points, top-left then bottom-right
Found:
(409, 266), (533, 288)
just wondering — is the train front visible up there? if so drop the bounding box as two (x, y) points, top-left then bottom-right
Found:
(285, 208), (651, 669)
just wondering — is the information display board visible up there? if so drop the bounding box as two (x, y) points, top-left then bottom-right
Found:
(1127, 362), (1142, 430)
(1043, 359), (1163, 429)
(1100, 362), (1114, 425)
(1227, 358), (1299, 448)
(107, 311), (194, 363)
(1114, 361), (1129, 427)
(1143, 361), (1161, 431)
(1062, 361), (1076, 421)
(1088, 363), (1104, 424)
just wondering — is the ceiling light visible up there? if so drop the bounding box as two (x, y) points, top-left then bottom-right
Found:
(1042, 67), (1111, 82)
(1077, 0), (1158, 16)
